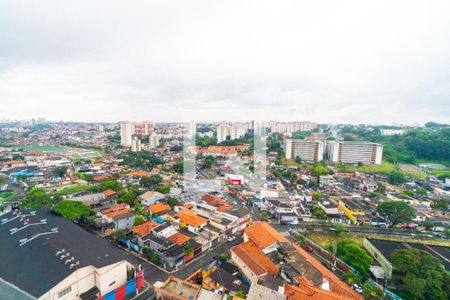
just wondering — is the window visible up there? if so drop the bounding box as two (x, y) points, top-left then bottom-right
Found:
(58, 286), (72, 298)
(109, 281), (116, 287)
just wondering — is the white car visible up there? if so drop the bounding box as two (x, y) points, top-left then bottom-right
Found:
(352, 284), (363, 294)
(227, 236), (236, 242)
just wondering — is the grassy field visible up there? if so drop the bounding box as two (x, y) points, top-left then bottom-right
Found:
(336, 161), (396, 174)
(23, 145), (64, 151)
(431, 169), (450, 177)
(0, 191), (17, 202)
(306, 232), (450, 248)
(279, 157), (302, 167)
(54, 184), (91, 196)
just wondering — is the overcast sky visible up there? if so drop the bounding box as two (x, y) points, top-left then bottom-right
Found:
(1, 0), (450, 125)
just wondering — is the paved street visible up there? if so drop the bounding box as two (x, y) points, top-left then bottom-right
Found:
(115, 234), (243, 285)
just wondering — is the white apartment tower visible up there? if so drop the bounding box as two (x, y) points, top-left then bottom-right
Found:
(187, 120), (196, 136)
(131, 136), (142, 152)
(285, 139), (324, 162)
(216, 123), (246, 143)
(326, 141), (383, 165)
(149, 132), (160, 149)
(120, 121), (133, 147)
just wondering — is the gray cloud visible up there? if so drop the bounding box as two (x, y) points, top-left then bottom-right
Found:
(0, 0), (450, 124)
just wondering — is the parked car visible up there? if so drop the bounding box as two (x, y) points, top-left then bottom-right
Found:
(227, 236), (236, 242)
(305, 245), (313, 252)
(352, 284), (363, 294)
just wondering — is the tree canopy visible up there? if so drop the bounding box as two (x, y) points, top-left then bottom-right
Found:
(140, 174), (162, 187)
(52, 200), (92, 220)
(392, 248), (449, 299)
(376, 201), (415, 228)
(20, 188), (55, 208)
(337, 239), (373, 276)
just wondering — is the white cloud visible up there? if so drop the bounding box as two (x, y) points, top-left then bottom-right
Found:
(0, 0), (449, 124)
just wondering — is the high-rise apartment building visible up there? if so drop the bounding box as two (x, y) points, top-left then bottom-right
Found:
(149, 132), (160, 149)
(326, 141), (383, 165)
(186, 120), (196, 136)
(131, 136), (142, 152)
(268, 121), (317, 134)
(133, 121), (154, 136)
(120, 121), (133, 147)
(216, 123), (246, 143)
(96, 124), (104, 134)
(285, 139), (324, 162)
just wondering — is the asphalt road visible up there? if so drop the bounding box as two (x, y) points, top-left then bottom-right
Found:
(116, 235), (244, 285)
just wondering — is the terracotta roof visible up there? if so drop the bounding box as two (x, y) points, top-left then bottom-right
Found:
(148, 202), (171, 214)
(284, 280), (355, 300)
(106, 209), (131, 219)
(100, 203), (129, 215)
(126, 170), (150, 177)
(168, 232), (191, 245)
(290, 243), (363, 299)
(132, 221), (160, 237)
(94, 175), (108, 181)
(0, 160), (24, 165)
(244, 221), (289, 249)
(103, 189), (117, 197)
(175, 211), (208, 227)
(231, 240), (279, 277)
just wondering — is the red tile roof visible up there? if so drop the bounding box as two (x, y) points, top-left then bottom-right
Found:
(175, 211), (208, 227)
(103, 189), (117, 197)
(132, 221), (160, 237)
(244, 221), (289, 249)
(231, 240), (279, 277)
(148, 202), (171, 214)
(168, 232), (191, 245)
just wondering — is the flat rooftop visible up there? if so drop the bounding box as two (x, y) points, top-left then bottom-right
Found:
(162, 277), (200, 300)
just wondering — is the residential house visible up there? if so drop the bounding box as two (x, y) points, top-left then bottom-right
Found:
(173, 211), (208, 233)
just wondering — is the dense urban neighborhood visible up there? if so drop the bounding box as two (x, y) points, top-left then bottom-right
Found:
(0, 119), (449, 300)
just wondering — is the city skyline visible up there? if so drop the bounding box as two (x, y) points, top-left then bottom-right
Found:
(1, 1), (450, 124)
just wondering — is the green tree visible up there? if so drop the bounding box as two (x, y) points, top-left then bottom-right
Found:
(361, 281), (384, 300)
(140, 174), (162, 187)
(218, 252), (229, 261)
(376, 201), (415, 228)
(368, 192), (381, 199)
(311, 205), (327, 220)
(20, 188), (54, 208)
(376, 182), (386, 194)
(168, 197), (180, 208)
(157, 185), (170, 194)
(259, 211), (270, 221)
(234, 291), (245, 298)
(52, 200), (92, 220)
(388, 170), (406, 185)
(295, 156), (302, 164)
(392, 248), (449, 299)
(337, 239), (373, 276)
(54, 166), (68, 177)
(343, 271), (361, 285)
(310, 163), (330, 177)
(99, 179), (122, 192)
(202, 155), (215, 169)
(117, 188), (140, 205)
(133, 215), (145, 226)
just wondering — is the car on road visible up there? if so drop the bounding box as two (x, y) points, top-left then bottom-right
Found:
(352, 284), (363, 294)
(305, 245), (313, 252)
(227, 236), (236, 242)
